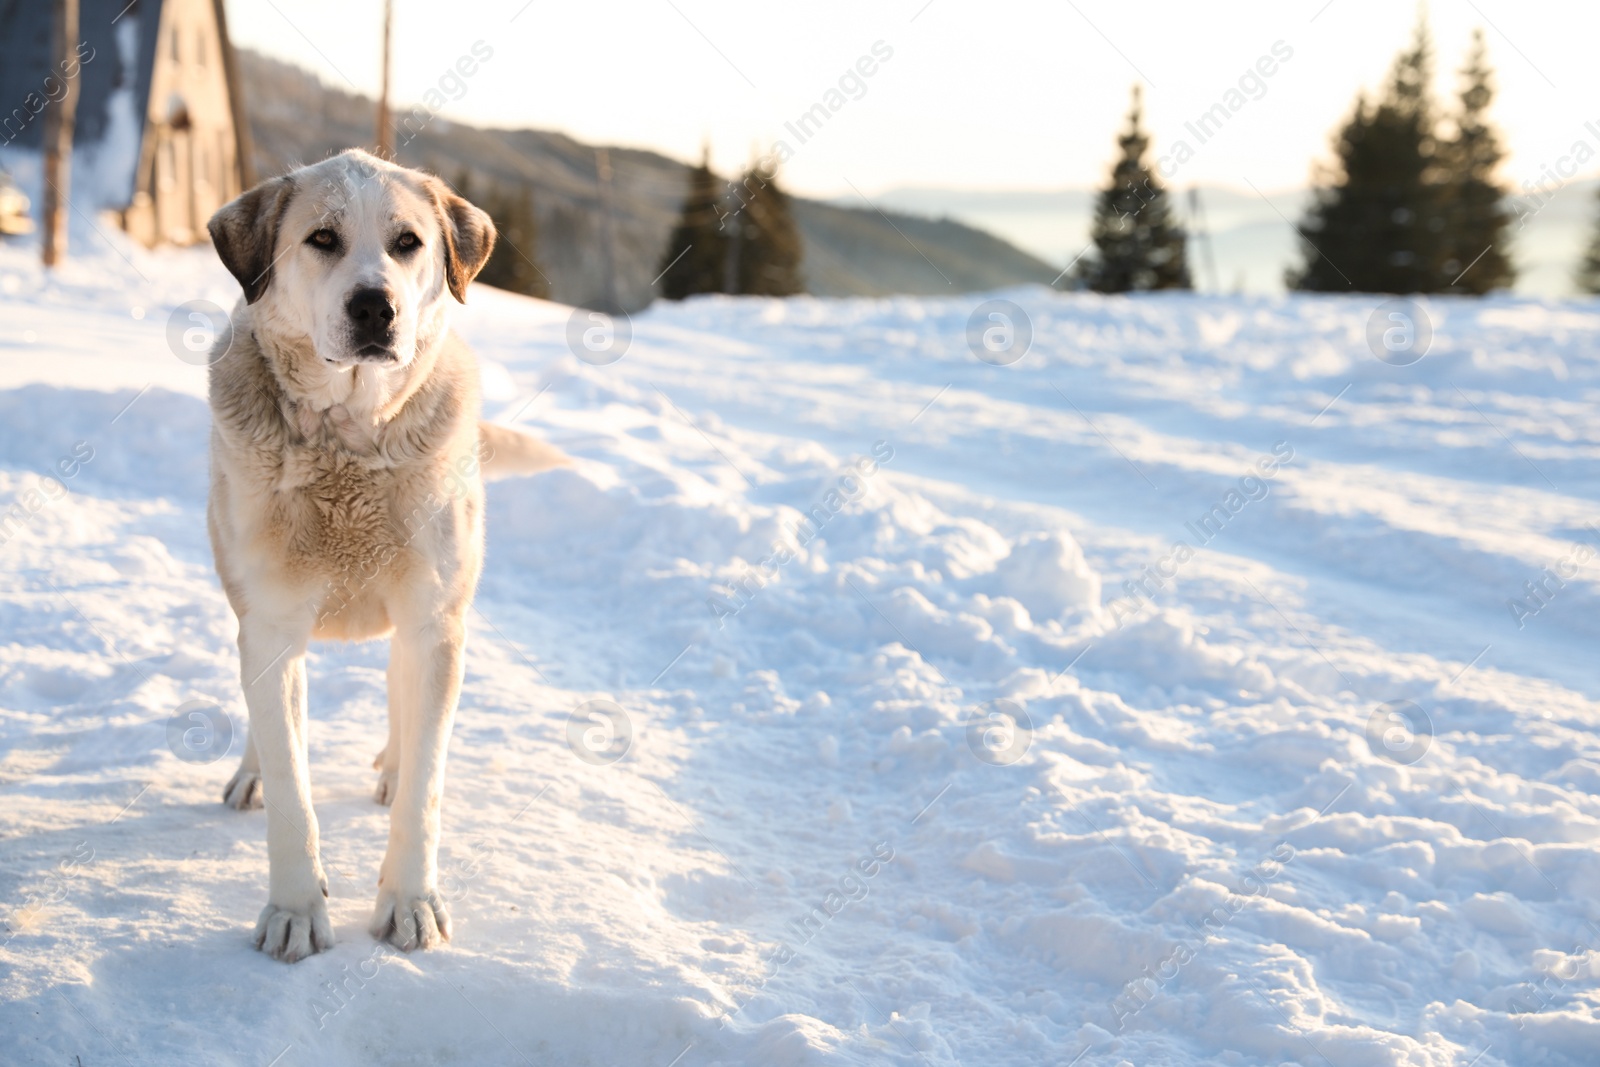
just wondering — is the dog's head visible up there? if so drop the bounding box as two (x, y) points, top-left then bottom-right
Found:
(208, 150), (495, 367)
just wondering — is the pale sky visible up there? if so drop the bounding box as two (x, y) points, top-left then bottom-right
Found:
(226, 0), (1600, 199)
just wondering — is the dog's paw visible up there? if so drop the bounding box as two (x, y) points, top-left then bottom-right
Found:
(253, 896), (334, 963)
(372, 769), (398, 806)
(369, 886), (451, 951)
(223, 767), (263, 810)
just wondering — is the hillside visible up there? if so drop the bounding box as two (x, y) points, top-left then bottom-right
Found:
(236, 50), (1057, 310)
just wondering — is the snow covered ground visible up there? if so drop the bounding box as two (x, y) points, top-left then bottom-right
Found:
(1, 235), (1598, 1067)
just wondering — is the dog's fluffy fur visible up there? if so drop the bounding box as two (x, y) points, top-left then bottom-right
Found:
(205, 150), (564, 962)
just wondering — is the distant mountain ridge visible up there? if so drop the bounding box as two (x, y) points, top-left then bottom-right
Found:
(235, 50), (1058, 310)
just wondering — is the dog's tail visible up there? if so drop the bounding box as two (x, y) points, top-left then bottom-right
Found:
(479, 421), (571, 481)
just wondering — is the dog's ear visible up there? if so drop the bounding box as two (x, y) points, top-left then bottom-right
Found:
(427, 178), (497, 303)
(208, 177), (296, 304)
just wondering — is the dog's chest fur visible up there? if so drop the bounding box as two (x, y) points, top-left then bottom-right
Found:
(279, 428), (416, 571)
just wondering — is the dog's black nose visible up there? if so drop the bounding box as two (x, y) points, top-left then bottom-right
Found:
(346, 288), (396, 335)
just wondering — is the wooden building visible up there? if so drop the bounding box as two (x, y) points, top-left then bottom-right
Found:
(0, 0), (254, 246)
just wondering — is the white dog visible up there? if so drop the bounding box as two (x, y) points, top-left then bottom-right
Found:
(205, 150), (565, 962)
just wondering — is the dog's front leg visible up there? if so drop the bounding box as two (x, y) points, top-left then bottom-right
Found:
(369, 616), (464, 950)
(238, 613), (332, 962)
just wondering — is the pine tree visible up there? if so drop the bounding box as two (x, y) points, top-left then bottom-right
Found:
(478, 182), (550, 299)
(1577, 190), (1600, 294)
(1289, 17), (1448, 292)
(1081, 86), (1190, 294)
(1441, 29), (1513, 293)
(728, 161), (804, 296)
(657, 148), (729, 300)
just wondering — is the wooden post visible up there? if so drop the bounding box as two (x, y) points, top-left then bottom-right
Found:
(594, 147), (620, 312)
(40, 0), (81, 268)
(1187, 186), (1219, 294)
(722, 179), (741, 295)
(374, 0), (393, 159)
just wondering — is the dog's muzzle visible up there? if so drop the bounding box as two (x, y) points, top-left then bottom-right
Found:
(345, 287), (399, 361)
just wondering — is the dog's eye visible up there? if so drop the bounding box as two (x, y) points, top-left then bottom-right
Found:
(307, 229), (338, 250)
(394, 232), (421, 253)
